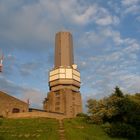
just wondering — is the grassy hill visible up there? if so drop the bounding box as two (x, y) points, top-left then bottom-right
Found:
(0, 117), (135, 140)
(64, 118), (127, 140)
(0, 118), (59, 140)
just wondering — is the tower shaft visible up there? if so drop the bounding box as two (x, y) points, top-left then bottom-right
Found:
(55, 32), (74, 68)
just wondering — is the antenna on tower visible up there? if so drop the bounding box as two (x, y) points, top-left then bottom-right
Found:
(0, 50), (4, 72)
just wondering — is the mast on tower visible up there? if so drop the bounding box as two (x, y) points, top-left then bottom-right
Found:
(0, 50), (4, 72)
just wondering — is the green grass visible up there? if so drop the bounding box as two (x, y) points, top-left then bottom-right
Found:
(0, 117), (139, 140)
(64, 118), (127, 140)
(0, 118), (59, 140)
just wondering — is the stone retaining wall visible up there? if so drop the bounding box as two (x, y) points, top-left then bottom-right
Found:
(7, 111), (68, 120)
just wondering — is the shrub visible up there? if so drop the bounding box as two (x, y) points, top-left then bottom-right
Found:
(105, 123), (136, 138)
(0, 119), (3, 126)
(76, 113), (88, 118)
(76, 113), (92, 123)
(102, 122), (111, 133)
(91, 115), (103, 124)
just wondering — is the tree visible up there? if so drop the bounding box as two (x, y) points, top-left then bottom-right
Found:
(86, 87), (140, 138)
(111, 86), (124, 97)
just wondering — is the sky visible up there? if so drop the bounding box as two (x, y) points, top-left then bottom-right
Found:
(0, 0), (140, 111)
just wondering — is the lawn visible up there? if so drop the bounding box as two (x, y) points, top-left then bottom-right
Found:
(0, 118), (59, 140)
(0, 117), (139, 140)
(64, 118), (127, 140)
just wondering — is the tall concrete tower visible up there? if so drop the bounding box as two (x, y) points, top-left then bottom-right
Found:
(55, 32), (74, 67)
(43, 32), (82, 117)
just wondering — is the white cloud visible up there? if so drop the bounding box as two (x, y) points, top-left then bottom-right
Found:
(74, 5), (120, 26)
(121, 0), (140, 14)
(85, 28), (140, 48)
(136, 16), (140, 22)
(122, 0), (139, 6)
(0, 0), (61, 43)
(19, 62), (42, 76)
(124, 5), (140, 14)
(107, 1), (121, 14)
(124, 41), (140, 53)
(0, 0), (120, 45)
(79, 28), (124, 47)
(119, 74), (140, 93)
(73, 5), (97, 25)
(77, 26), (140, 99)
(95, 15), (113, 26)
(102, 28), (123, 45)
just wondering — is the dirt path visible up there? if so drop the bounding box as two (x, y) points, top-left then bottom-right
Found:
(58, 120), (66, 140)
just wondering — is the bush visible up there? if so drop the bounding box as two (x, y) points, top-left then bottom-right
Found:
(76, 113), (92, 123)
(102, 122), (111, 133)
(0, 119), (2, 126)
(91, 115), (103, 124)
(87, 89), (140, 138)
(76, 113), (88, 118)
(104, 123), (136, 138)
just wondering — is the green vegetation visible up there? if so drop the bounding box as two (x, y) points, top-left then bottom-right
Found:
(87, 86), (140, 139)
(0, 87), (139, 140)
(0, 116), (138, 140)
(0, 118), (59, 140)
(64, 118), (126, 140)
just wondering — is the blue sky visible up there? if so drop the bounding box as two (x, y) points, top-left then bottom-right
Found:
(0, 0), (140, 110)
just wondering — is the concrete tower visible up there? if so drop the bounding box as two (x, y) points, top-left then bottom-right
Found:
(43, 32), (82, 117)
(55, 32), (74, 67)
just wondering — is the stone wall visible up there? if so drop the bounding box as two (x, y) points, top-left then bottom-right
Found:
(7, 112), (67, 120)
